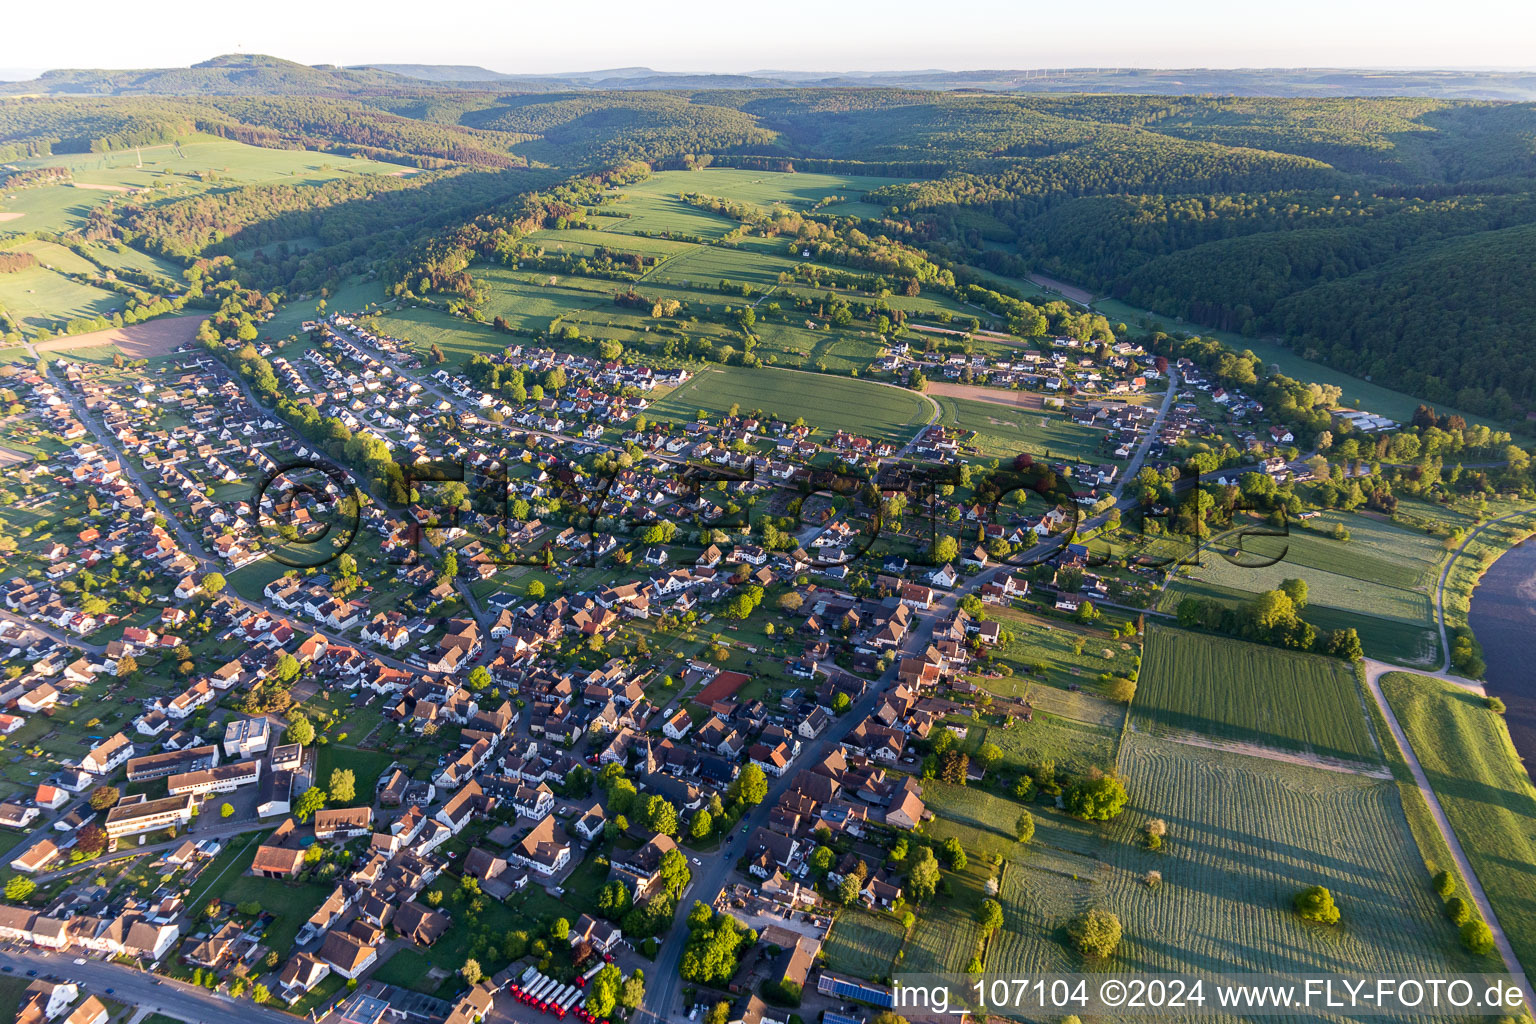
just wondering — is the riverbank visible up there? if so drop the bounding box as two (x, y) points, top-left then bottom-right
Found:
(1468, 537), (1536, 770)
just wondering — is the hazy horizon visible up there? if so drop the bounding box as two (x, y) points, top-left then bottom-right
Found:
(9, 61), (1536, 82)
(7, 0), (1536, 78)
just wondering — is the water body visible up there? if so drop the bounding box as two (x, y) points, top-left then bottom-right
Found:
(1468, 538), (1536, 774)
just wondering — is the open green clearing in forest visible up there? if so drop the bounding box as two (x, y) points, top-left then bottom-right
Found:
(647, 364), (932, 444)
(609, 168), (911, 235)
(0, 264), (121, 333)
(1, 239), (98, 274)
(1381, 671), (1536, 975)
(2, 133), (407, 237)
(1133, 624), (1381, 763)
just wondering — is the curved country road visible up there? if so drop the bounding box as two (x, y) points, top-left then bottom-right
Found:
(1431, 506), (1536, 673)
(1360, 660), (1533, 1010)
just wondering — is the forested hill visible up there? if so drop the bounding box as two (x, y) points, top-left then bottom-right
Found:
(0, 54), (428, 97)
(6, 74), (1536, 415)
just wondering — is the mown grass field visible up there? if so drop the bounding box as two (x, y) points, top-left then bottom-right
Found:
(862, 726), (1463, 988)
(1133, 624), (1381, 763)
(83, 242), (185, 280)
(2, 134), (407, 237)
(475, 265), (620, 328)
(1438, 505), (1536, 644)
(1172, 515), (1441, 605)
(593, 186), (740, 239)
(935, 393), (1106, 464)
(1381, 672), (1536, 974)
(617, 168), (910, 218)
(0, 264), (121, 333)
(1161, 512), (1446, 665)
(526, 227), (696, 260)
(370, 307), (519, 364)
(1163, 575), (1439, 667)
(748, 320), (887, 375)
(823, 907), (907, 981)
(266, 276), (389, 340)
(988, 844), (1102, 975)
(646, 240), (800, 289)
(977, 604), (1141, 717)
(900, 859), (993, 974)
(1005, 733), (1473, 979)
(969, 712), (1122, 780)
(922, 779), (1020, 847)
(1, 238), (99, 274)
(647, 364), (932, 444)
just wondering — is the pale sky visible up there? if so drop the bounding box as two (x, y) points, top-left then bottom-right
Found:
(5, 0), (1535, 75)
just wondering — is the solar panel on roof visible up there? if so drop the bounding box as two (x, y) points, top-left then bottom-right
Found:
(825, 979), (893, 1007)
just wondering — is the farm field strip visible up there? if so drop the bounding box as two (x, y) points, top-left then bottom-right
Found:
(1231, 529), (1433, 590)
(1133, 625), (1382, 763)
(1380, 672), (1536, 976)
(1159, 506), (1454, 667)
(1175, 543), (1435, 627)
(1097, 733), (1474, 984)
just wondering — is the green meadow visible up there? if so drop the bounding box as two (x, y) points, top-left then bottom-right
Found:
(646, 363), (933, 444)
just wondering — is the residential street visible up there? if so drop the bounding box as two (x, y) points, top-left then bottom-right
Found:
(634, 354), (1185, 1024)
(0, 948), (294, 1024)
(32, 329), (1193, 1024)
(46, 362), (425, 676)
(0, 609), (106, 654)
(641, 621), (930, 1024)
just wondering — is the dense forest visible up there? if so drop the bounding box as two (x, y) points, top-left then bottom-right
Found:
(5, 71), (1536, 414)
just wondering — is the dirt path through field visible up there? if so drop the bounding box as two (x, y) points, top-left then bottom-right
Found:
(1361, 661), (1533, 1007)
(926, 380), (1047, 409)
(1129, 721), (1393, 779)
(33, 314), (208, 359)
(1433, 506), (1536, 673)
(1028, 273), (1095, 305)
(70, 182), (133, 193)
(0, 212), (23, 223)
